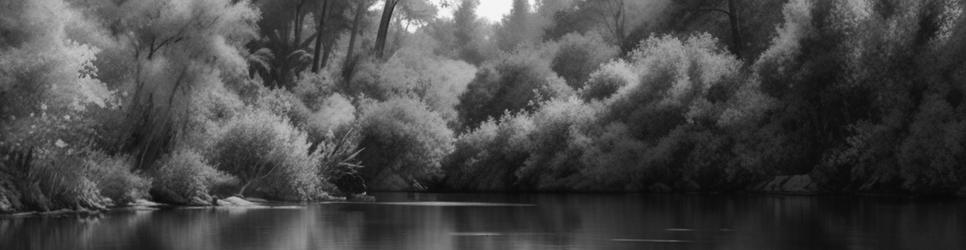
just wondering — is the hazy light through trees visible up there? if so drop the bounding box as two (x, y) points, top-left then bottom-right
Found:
(435, 0), (530, 22)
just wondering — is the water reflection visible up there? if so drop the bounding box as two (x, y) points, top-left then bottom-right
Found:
(1, 193), (965, 250)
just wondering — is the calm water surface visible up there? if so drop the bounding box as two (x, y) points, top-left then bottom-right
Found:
(2, 193), (965, 250)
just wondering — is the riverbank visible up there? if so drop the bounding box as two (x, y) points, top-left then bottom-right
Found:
(747, 175), (966, 199)
(6, 173), (966, 216)
(4, 189), (965, 217)
(5, 192), (966, 250)
(0, 197), (245, 217)
(0, 193), (383, 217)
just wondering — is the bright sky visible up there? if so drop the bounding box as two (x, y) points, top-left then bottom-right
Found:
(436, 0), (530, 23)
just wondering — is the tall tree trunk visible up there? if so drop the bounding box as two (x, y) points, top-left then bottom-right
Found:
(613, 0), (625, 46)
(321, 37), (334, 69)
(343, 0), (367, 78)
(727, 0), (742, 59)
(312, 0), (331, 73)
(374, 0), (399, 58)
(293, 1), (304, 48)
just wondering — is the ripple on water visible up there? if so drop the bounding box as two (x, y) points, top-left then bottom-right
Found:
(323, 201), (536, 207)
(611, 238), (692, 243)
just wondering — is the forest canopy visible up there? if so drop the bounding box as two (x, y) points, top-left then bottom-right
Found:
(2, 0), (966, 212)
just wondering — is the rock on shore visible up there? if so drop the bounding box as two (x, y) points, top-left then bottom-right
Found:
(216, 196), (259, 207)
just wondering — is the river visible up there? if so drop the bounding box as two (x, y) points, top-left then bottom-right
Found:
(2, 193), (964, 249)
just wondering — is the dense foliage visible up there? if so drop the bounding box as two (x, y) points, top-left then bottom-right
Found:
(152, 149), (227, 205)
(456, 48), (572, 130)
(356, 98), (455, 190)
(209, 109), (324, 200)
(3, 0), (966, 213)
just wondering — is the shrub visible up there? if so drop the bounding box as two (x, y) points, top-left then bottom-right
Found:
(356, 98), (455, 191)
(678, 129), (754, 191)
(576, 34), (749, 191)
(84, 152), (151, 205)
(579, 60), (638, 101)
(444, 33), (754, 192)
(151, 149), (227, 205)
(605, 34), (742, 139)
(0, 148), (147, 211)
(182, 81), (246, 151)
(292, 71), (339, 109)
(209, 109), (325, 200)
(33, 151), (107, 210)
(457, 49), (573, 130)
(897, 97), (966, 193)
(346, 46), (477, 125)
(443, 112), (534, 191)
(305, 93), (357, 143)
(344, 58), (385, 99)
(576, 123), (649, 191)
(551, 33), (619, 88)
(253, 87), (312, 129)
(517, 97), (599, 190)
(315, 128), (365, 196)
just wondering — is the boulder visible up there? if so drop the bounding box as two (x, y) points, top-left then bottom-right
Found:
(244, 197), (270, 203)
(130, 199), (161, 207)
(216, 196), (257, 207)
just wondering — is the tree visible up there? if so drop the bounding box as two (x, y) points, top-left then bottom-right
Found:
(372, 0), (438, 58)
(252, 0), (332, 87)
(593, 0), (628, 45)
(80, 0), (260, 169)
(343, 0), (373, 79)
(453, 0), (481, 47)
(0, 0), (111, 151)
(348, 42), (478, 125)
(495, 0), (537, 51)
(356, 98), (455, 191)
(457, 49), (573, 130)
(210, 109), (322, 199)
(693, 0), (743, 58)
(303, 0), (356, 73)
(550, 33), (619, 88)
(311, 0), (332, 73)
(542, 0), (671, 49)
(374, 0), (402, 58)
(452, 0), (487, 64)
